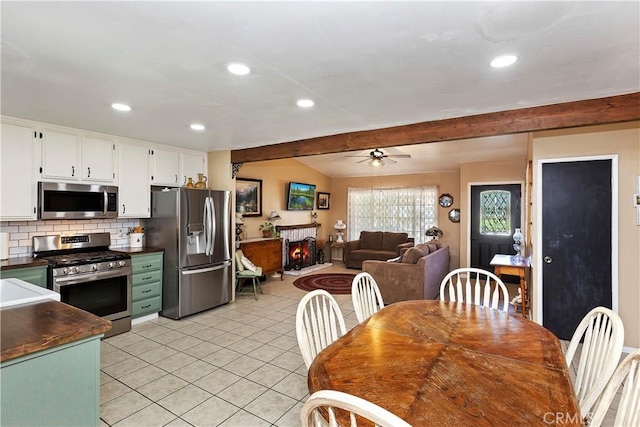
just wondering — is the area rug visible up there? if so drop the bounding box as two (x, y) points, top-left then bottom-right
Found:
(293, 273), (356, 294)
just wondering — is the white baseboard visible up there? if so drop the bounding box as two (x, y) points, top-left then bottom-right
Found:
(132, 312), (158, 325)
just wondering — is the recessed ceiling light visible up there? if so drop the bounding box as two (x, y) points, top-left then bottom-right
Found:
(190, 123), (205, 131)
(490, 55), (518, 68)
(297, 99), (314, 108)
(111, 103), (131, 112)
(227, 62), (251, 75)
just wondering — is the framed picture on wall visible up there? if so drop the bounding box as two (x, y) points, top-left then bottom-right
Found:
(317, 192), (330, 210)
(236, 178), (262, 217)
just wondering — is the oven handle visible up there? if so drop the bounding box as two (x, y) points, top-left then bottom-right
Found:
(54, 268), (132, 285)
(181, 262), (230, 275)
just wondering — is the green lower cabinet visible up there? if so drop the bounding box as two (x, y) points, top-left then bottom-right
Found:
(0, 265), (48, 288)
(131, 252), (163, 318)
(1, 336), (102, 426)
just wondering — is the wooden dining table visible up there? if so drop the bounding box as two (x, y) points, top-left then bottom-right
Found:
(308, 300), (581, 426)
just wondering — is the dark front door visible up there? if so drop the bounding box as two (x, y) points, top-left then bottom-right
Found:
(542, 160), (612, 340)
(470, 184), (522, 271)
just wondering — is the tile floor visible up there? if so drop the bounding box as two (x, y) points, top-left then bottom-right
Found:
(100, 263), (622, 427)
(100, 263), (358, 427)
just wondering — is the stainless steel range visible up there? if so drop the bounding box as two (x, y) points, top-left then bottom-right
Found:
(33, 232), (132, 337)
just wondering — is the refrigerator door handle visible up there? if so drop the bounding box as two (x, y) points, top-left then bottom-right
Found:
(181, 262), (230, 275)
(203, 198), (210, 256)
(208, 196), (216, 257)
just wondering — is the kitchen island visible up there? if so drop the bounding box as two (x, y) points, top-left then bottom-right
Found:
(1, 298), (111, 426)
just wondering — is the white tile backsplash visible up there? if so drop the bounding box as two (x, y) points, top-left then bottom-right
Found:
(0, 218), (143, 257)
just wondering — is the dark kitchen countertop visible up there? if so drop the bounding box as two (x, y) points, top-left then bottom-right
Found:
(1, 299), (112, 363)
(110, 246), (165, 255)
(0, 257), (49, 271)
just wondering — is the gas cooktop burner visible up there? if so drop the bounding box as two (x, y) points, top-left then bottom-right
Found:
(40, 250), (130, 267)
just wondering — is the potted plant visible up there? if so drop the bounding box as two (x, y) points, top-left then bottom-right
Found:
(259, 221), (275, 238)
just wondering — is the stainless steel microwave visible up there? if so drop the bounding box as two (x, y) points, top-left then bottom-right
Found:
(38, 182), (118, 219)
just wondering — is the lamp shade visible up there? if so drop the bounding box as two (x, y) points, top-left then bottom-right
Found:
(267, 211), (281, 221)
(333, 220), (346, 230)
(425, 226), (443, 238)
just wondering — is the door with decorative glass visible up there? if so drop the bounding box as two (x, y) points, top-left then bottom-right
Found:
(470, 184), (522, 271)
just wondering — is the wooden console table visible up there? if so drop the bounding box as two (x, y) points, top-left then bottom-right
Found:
(239, 238), (283, 280)
(490, 254), (531, 318)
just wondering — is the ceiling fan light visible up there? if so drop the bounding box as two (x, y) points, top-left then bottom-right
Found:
(369, 158), (384, 167)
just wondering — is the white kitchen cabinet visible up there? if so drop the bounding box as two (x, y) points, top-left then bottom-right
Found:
(0, 122), (38, 220)
(181, 151), (206, 186)
(41, 128), (116, 184)
(151, 147), (181, 186)
(41, 128), (80, 180)
(118, 142), (150, 218)
(82, 135), (116, 182)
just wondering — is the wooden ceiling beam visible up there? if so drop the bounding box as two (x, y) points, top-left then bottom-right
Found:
(230, 92), (640, 163)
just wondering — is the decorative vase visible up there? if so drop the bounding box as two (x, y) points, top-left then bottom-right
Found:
(317, 249), (325, 264)
(186, 177), (195, 188)
(262, 230), (271, 238)
(194, 173), (208, 189)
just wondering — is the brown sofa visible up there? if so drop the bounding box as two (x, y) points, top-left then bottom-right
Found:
(362, 242), (450, 304)
(343, 231), (414, 269)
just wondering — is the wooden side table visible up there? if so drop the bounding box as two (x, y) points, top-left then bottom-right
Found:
(490, 254), (531, 318)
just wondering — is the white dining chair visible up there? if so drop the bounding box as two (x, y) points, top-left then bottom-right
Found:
(296, 290), (347, 369)
(351, 272), (385, 323)
(565, 306), (625, 417)
(301, 390), (412, 427)
(588, 349), (640, 427)
(439, 267), (509, 312)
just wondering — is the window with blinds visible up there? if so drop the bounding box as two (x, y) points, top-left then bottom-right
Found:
(347, 186), (438, 244)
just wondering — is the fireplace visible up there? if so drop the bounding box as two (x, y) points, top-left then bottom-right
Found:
(285, 237), (317, 270)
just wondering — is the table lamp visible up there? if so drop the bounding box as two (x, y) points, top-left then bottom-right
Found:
(425, 226), (443, 241)
(334, 220), (346, 243)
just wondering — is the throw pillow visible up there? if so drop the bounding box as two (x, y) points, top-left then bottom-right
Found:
(401, 247), (423, 264)
(426, 242), (438, 253)
(386, 255), (402, 263)
(241, 255), (258, 272)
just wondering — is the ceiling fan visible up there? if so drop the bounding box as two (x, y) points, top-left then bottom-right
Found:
(345, 148), (411, 167)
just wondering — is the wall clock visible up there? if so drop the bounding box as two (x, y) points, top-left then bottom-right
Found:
(448, 208), (461, 223)
(439, 193), (454, 207)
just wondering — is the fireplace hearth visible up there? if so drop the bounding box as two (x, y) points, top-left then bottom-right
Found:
(285, 237), (317, 270)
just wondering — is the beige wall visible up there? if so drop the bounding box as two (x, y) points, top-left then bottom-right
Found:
(459, 159), (528, 267)
(234, 159), (332, 240)
(531, 122), (640, 348)
(207, 150), (233, 192)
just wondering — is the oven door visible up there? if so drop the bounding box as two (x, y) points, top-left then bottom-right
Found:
(53, 267), (132, 322)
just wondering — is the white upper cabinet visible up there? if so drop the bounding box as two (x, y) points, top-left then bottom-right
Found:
(151, 147), (181, 186)
(181, 152), (206, 186)
(118, 142), (150, 218)
(41, 127), (116, 184)
(82, 136), (116, 182)
(1, 121), (37, 220)
(41, 128), (80, 180)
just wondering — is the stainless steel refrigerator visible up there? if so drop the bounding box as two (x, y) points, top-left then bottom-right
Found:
(148, 188), (232, 319)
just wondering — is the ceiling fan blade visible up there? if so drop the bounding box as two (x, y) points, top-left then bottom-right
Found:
(355, 158), (370, 163)
(344, 155), (371, 158)
(386, 154), (412, 158)
(386, 158), (398, 164)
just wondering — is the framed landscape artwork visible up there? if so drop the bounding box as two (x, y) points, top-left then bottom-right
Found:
(317, 192), (330, 210)
(236, 178), (262, 217)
